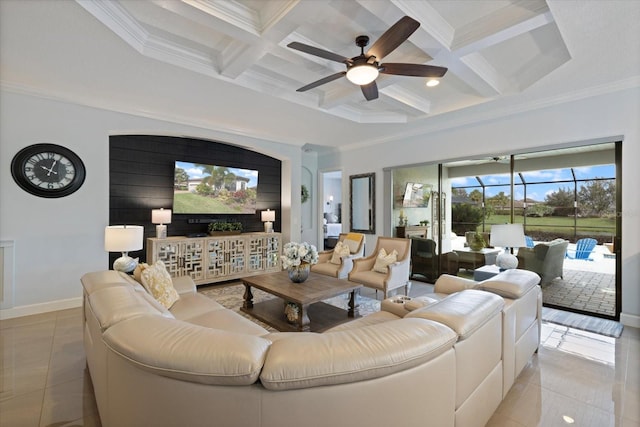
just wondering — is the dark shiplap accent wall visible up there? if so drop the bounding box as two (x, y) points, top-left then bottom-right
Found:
(109, 135), (282, 265)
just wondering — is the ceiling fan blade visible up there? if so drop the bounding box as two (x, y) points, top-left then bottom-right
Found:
(366, 16), (420, 61)
(287, 42), (351, 64)
(380, 63), (448, 77)
(361, 81), (378, 101)
(296, 72), (346, 92)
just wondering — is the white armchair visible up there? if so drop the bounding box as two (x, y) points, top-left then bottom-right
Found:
(311, 233), (365, 279)
(348, 237), (412, 299)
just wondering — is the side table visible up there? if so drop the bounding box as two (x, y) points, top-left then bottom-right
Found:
(473, 265), (501, 281)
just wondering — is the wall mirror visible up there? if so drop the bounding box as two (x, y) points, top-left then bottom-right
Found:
(350, 173), (375, 234)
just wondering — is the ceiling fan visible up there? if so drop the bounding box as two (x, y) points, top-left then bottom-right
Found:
(287, 16), (448, 101)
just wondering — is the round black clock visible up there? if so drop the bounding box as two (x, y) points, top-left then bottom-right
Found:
(11, 144), (86, 198)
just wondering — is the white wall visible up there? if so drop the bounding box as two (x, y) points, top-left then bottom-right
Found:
(0, 90), (302, 318)
(319, 87), (640, 327)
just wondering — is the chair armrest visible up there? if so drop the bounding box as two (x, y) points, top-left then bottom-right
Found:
(385, 258), (411, 286)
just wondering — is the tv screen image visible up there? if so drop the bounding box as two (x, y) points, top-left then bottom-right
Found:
(173, 161), (259, 214)
(402, 182), (432, 208)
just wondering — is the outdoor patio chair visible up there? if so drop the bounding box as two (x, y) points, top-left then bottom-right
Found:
(525, 235), (535, 248)
(565, 238), (597, 260)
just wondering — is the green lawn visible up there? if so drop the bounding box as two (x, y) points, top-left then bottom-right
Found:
(480, 214), (615, 237)
(174, 193), (241, 214)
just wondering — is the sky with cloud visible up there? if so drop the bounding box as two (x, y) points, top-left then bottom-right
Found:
(175, 161), (258, 187)
(451, 164), (615, 202)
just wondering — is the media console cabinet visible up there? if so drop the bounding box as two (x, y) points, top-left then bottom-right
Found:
(147, 233), (282, 285)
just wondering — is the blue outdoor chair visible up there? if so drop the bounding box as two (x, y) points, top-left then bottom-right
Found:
(525, 235), (535, 248)
(565, 238), (597, 260)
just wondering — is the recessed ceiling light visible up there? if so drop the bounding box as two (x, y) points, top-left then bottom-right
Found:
(426, 79), (440, 87)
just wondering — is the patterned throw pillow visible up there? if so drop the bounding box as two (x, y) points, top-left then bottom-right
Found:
(330, 241), (351, 264)
(141, 260), (180, 309)
(373, 248), (398, 273)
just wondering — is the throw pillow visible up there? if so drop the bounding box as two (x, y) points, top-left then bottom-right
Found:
(373, 248), (398, 273)
(140, 260), (180, 309)
(330, 241), (350, 264)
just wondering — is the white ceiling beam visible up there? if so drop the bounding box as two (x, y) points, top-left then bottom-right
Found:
(453, 10), (555, 56)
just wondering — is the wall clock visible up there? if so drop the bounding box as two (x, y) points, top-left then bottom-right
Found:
(11, 143), (86, 198)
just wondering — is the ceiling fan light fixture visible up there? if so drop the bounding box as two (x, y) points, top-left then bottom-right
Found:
(346, 64), (379, 85)
(426, 79), (440, 87)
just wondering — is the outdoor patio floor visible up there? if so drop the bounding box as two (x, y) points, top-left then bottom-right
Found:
(542, 248), (616, 317)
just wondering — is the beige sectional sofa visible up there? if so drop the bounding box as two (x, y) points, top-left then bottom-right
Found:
(381, 268), (542, 425)
(81, 268), (540, 427)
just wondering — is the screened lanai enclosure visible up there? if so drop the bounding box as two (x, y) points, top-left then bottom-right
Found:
(390, 141), (621, 321)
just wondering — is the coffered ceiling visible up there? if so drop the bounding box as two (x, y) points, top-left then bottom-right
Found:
(1, 0), (639, 150)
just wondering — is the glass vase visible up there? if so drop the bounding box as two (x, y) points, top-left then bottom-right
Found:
(287, 263), (310, 283)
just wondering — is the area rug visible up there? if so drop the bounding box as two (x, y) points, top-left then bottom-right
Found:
(198, 282), (381, 331)
(541, 307), (623, 338)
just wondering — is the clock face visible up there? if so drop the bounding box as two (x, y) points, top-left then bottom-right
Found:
(11, 144), (86, 198)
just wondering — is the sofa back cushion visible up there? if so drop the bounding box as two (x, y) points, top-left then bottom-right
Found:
(103, 315), (271, 386)
(479, 269), (540, 299)
(88, 286), (165, 332)
(260, 318), (457, 390)
(407, 290), (504, 340)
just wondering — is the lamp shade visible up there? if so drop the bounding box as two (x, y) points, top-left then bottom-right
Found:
(104, 225), (144, 252)
(261, 209), (275, 222)
(151, 208), (172, 224)
(490, 224), (526, 248)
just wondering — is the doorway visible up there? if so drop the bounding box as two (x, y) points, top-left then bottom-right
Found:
(320, 170), (343, 250)
(446, 142), (621, 320)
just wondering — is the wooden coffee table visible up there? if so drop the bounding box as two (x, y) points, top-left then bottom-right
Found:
(240, 271), (363, 332)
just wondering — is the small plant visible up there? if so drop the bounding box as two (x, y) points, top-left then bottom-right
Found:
(208, 221), (243, 233)
(470, 232), (486, 251)
(419, 220), (429, 226)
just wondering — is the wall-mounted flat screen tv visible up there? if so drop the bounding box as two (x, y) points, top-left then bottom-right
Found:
(173, 161), (258, 214)
(402, 182), (432, 208)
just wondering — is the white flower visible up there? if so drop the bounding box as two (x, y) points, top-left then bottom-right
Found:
(281, 241), (319, 269)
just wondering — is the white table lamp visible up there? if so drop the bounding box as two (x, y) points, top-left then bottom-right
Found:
(491, 223), (526, 270)
(104, 225), (144, 273)
(152, 208), (172, 239)
(261, 209), (275, 233)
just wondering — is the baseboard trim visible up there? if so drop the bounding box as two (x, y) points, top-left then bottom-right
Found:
(0, 297), (82, 320)
(620, 312), (640, 329)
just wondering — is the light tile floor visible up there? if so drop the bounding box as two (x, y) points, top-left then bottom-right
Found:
(1, 283), (638, 427)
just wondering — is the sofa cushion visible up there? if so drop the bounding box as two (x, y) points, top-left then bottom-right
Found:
(88, 286), (163, 332)
(141, 261), (180, 309)
(260, 318), (457, 390)
(169, 293), (226, 321)
(323, 311), (400, 332)
(185, 308), (270, 336)
(81, 271), (132, 295)
(373, 248), (398, 273)
(434, 274), (479, 294)
(406, 290), (504, 340)
(479, 269), (540, 299)
(103, 315), (271, 386)
(330, 241), (350, 264)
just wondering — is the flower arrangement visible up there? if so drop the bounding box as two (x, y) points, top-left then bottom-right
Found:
(281, 241), (319, 269)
